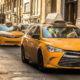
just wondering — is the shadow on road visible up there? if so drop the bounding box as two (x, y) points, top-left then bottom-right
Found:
(0, 45), (80, 75)
(25, 63), (80, 75)
(0, 45), (20, 48)
(45, 69), (80, 75)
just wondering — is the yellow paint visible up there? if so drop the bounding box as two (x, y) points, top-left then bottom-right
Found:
(0, 31), (24, 46)
(22, 23), (80, 69)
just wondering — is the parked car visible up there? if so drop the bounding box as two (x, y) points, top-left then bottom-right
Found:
(13, 24), (19, 31)
(21, 24), (28, 32)
(6, 21), (12, 27)
(21, 21), (80, 70)
(0, 25), (24, 46)
(18, 24), (28, 33)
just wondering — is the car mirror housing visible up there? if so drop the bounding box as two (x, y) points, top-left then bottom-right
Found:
(32, 34), (40, 40)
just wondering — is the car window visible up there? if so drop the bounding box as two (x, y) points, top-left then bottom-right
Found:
(0, 25), (14, 31)
(28, 26), (37, 37)
(33, 26), (40, 35)
(42, 26), (80, 38)
(27, 25), (32, 31)
(25, 25), (33, 35)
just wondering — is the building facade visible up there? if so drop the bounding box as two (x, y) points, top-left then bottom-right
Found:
(0, 0), (23, 24)
(64, 0), (77, 24)
(0, 0), (80, 26)
(23, 0), (31, 24)
(41, 0), (80, 26)
(41, 0), (62, 23)
(23, 0), (62, 23)
(23, 0), (41, 23)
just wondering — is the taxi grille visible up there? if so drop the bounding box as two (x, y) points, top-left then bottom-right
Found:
(65, 50), (80, 56)
(59, 50), (80, 67)
(59, 57), (80, 67)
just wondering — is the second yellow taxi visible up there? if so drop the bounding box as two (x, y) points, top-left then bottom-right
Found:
(0, 25), (24, 46)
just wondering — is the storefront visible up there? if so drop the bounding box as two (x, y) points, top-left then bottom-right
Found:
(65, 0), (78, 24)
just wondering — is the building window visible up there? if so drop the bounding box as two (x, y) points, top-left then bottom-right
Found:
(65, 0), (78, 24)
(24, 2), (30, 13)
(31, 0), (41, 15)
(51, 0), (56, 12)
(14, 0), (16, 8)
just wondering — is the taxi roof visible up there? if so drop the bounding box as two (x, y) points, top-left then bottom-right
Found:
(42, 23), (76, 28)
(41, 13), (76, 28)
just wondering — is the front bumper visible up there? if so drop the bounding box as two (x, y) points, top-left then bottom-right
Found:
(44, 50), (80, 69)
(59, 51), (80, 67)
(0, 37), (21, 46)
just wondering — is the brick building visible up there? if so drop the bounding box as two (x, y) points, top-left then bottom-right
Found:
(23, 0), (41, 23)
(0, 0), (80, 26)
(0, 0), (23, 24)
(41, 0), (80, 26)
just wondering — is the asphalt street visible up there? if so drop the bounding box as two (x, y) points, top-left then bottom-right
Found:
(0, 46), (80, 80)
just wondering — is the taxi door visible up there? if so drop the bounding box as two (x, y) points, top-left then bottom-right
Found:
(23, 28), (31, 58)
(23, 34), (30, 58)
(29, 26), (40, 63)
(26, 26), (38, 60)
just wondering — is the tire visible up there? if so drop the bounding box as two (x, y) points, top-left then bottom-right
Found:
(38, 50), (44, 71)
(21, 45), (29, 63)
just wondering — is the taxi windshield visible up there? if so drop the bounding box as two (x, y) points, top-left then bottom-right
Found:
(0, 25), (14, 31)
(42, 26), (80, 38)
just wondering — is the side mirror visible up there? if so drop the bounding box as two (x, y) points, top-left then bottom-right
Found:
(32, 34), (40, 40)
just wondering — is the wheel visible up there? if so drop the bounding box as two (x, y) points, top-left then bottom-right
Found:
(38, 50), (45, 71)
(21, 45), (29, 63)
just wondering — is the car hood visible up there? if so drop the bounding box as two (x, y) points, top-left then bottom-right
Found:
(42, 38), (80, 51)
(0, 31), (24, 36)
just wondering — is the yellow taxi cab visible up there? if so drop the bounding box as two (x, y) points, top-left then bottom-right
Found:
(17, 24), (28, 33)
(21, 21), (80, 70)
(0, 25), (24, 46)
(21, 24), (28, 33)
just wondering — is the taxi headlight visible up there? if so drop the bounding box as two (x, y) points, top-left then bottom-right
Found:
(46, 46), (65, 52)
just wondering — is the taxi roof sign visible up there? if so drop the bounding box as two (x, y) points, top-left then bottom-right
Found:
(45, 13), (64, 24)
